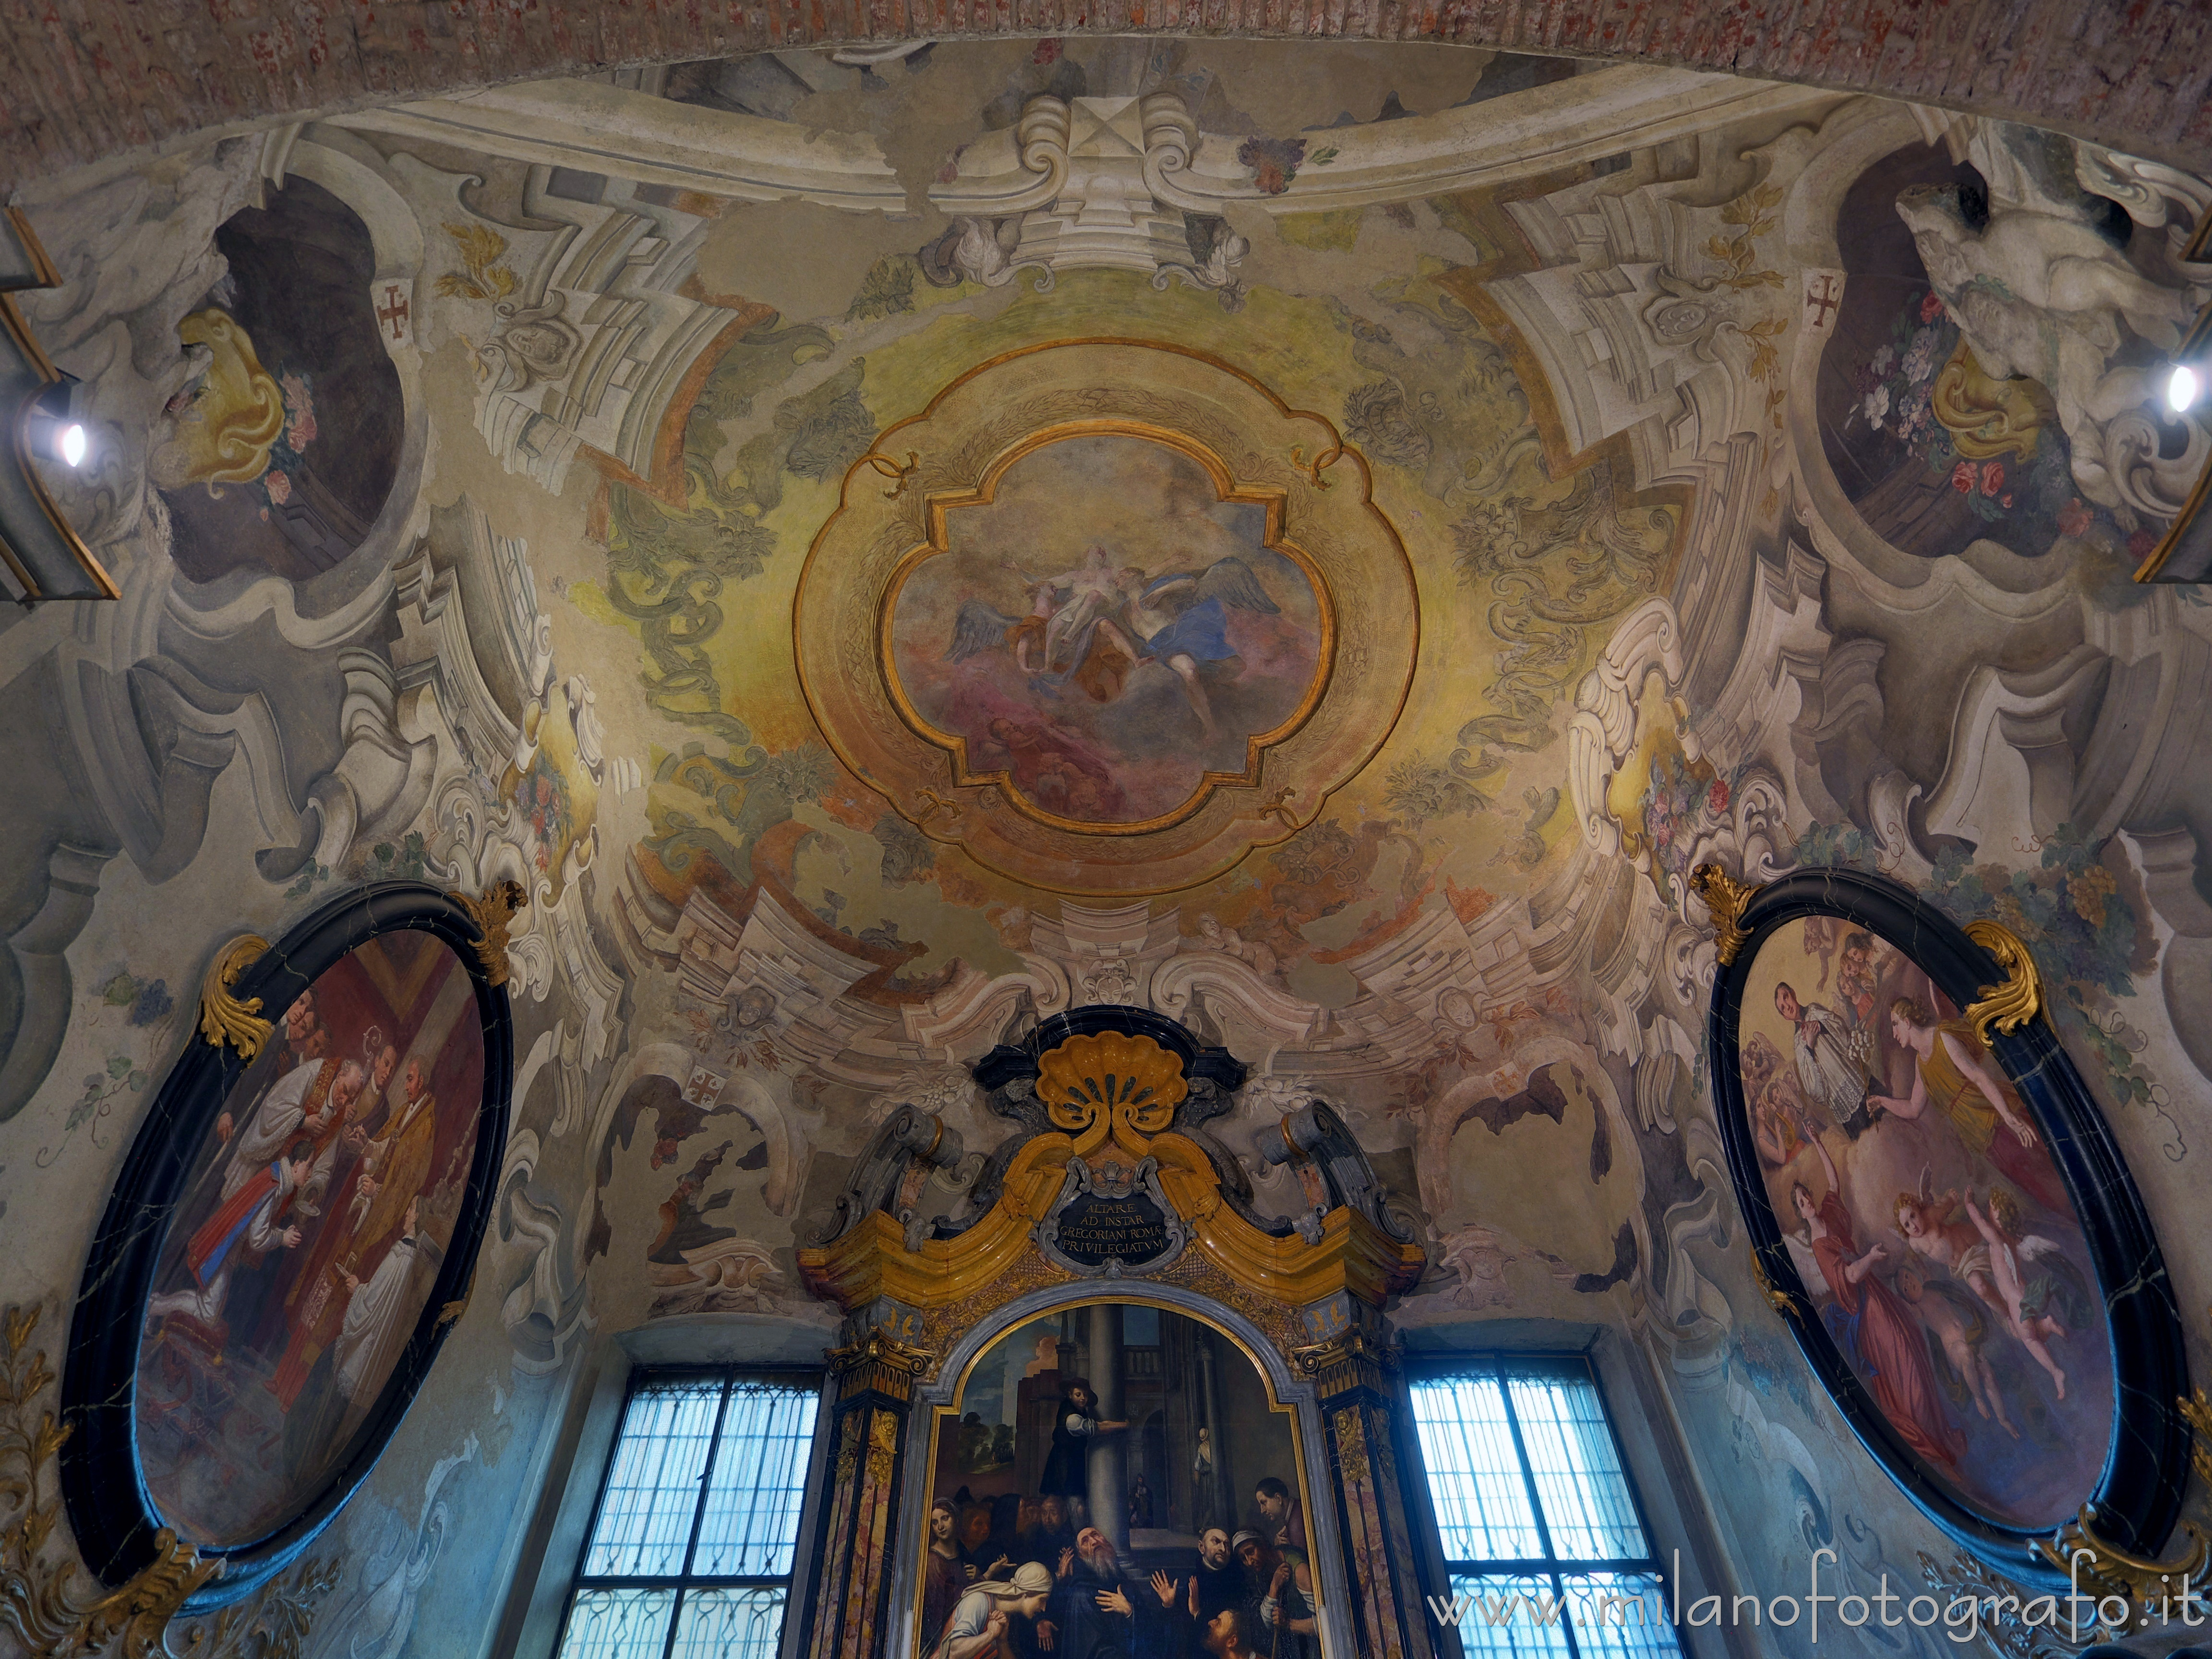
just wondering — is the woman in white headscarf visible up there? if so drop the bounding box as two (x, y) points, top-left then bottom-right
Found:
(928, 1560), (1055, 1659)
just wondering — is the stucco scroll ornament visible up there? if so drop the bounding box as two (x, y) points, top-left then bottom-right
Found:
(456, 878), (529, 989)
(1686, 864), (1758, 967)
(0, 1308), (346, 1659)
(1153, 215), (1249, 312)
(197, 935), (273, 1060)
(1961, 919), (2044, 1046)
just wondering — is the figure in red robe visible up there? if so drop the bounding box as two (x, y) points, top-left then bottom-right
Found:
(1790, 1127), (1963, 1469)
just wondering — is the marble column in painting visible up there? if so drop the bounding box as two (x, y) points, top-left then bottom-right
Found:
(1195, 1332), (1234, 1532)
(802, 1331), (928, 1659)
(1296, 1328), (1435, 1659)
(1086, 1303), (1128, 1554)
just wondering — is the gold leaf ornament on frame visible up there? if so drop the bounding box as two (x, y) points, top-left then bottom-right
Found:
(1035, 1032), (1187, 1155)
(1963, 918), (2044, 1046)
(2181, 1382), (2212, 1487)
(1687, 863), (1758, 966)
(197, 935), (273, 1061)
(0, 1303), (246, 1659)
(2030, 1504), (2212, 1627)
(457, 879), (529, 989)
(1749, 1248), (1800, 1318)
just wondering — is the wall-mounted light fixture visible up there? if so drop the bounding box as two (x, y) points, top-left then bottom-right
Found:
(0, 207), (115, 601)
(2138, 213), (2212, 584)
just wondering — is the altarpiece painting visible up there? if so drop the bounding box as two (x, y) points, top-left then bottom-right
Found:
(917, 1300), (1321, 1659)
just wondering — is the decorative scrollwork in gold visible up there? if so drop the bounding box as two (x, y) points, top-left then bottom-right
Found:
(1292, 1329), (1399, 1401)
(436, 1264), (476, 1332)
(2179, 1379), (2212, 1487)
(2031, 1504), (2212, 1624)
(1749, 1249), (1799, 1318)
(0, 1302), (265, 1659)
(172, 1553), (344, 1658)
(827, 1330), (933, 1403)
(456, 879), (528, 989)
(1034, 1031), (1187, 1156)
(197, 935), (273, 1061)
(1687, 864), (1757, 966)
(1963, 918), (2044, 1046)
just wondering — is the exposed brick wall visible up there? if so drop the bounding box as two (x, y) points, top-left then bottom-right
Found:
(1, 0), (2207, 193)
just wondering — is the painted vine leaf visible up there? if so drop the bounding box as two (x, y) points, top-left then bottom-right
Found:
(435, 222), (519, 301)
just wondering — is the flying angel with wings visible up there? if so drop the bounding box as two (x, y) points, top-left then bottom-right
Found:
(945, 552), (1281, 738)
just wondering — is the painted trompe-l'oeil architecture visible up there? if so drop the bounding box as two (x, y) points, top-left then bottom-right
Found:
(1, 28), (2212, 1659)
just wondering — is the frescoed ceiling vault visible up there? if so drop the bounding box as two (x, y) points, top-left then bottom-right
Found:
(3, 34), (2212, 1659)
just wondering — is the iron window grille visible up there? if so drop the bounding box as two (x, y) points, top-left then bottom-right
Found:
(1408, 1355), (1684, 1659)
(553, 1368), (822, 1659)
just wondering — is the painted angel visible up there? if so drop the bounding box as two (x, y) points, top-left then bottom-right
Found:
(947, 547), (1143, 705)
(1122, 555), (1280, 736)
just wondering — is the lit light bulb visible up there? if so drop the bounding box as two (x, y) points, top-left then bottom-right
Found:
(58, 422), (86, 468)
(2168, 364), (2200, 414)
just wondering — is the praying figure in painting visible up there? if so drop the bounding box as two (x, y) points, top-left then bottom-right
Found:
(327, 1187), (448, 1444)
(928, 1560), (1056, 1659)
(146, 1139), (318, 1329)
(1773, 982), (1876, 1139)
(1039, 1377), (1128, 1500)
(1047, 1527), (1175, 1659)
(1869, 998), (2071, 1218)
(267, 1054), (433, 1417)
(1791, 1127), (1964, 1468)
(1769, 982), (1875, 1141)
(212, 1007), (357, 1208)
(1190, 1528), (1241, 1624)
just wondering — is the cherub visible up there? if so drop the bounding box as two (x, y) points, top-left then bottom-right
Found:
(1835, 931), (1879, 1029)
(1895, 1168), (2075, 1400)
(1896, 1257), (2019, 1438)
(1752, 1076), (1811, 1170)
(1965, 1187), (2090, 1400)
(1800, 915), (1839, 990)
(1892, 1172), (2003, 1318)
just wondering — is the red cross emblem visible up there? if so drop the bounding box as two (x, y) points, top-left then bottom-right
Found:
(1804, 274), (1840, 330)
(376, 283), (410, 342)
